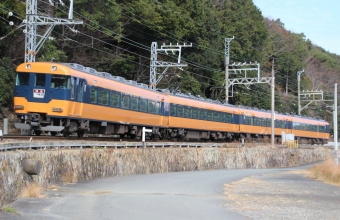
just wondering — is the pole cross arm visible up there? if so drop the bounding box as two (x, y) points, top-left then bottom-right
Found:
(153, 61), (187, 67)
(227, 77), (273, 88)
(25, 16), (83, 25)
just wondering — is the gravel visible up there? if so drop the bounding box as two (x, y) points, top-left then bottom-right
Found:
(224, 170), (340, 220)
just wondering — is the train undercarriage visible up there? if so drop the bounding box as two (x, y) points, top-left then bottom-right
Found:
(15, 113), (327, 145)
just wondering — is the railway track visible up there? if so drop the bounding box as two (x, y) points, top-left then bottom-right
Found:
(0, 134), (234, 151)
(0, 134), (325, 151)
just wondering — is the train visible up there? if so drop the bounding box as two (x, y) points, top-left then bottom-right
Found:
(13, 62), (330, 144)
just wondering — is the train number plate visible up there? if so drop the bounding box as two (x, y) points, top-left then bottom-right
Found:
(33, 89), (45, 98)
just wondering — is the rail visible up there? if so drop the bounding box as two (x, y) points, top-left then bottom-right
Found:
(0, 141), (227, 151)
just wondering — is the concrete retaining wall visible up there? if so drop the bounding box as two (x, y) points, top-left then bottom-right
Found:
(0, 146), (330, 207)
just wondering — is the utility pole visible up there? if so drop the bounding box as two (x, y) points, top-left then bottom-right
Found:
(271, 59), (275, 146)
(334, 83), (338, 166)
(297, 70), (304, 115)
(25, 0), (82, 62)
(224, 37), (234, 103)
(149, 42), (191, 90)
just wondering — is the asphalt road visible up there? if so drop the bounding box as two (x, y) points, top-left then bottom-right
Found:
(1, 163), (336, 220)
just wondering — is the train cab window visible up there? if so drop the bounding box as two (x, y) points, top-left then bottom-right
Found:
(207, 111), (213, 121)
(148, 101), (155, 113)
(51, 75), (71, 89)
(192, 108), (198, 119)
(131, 96), (139, 111)
(213, 112), (219, 122)
(98, 90), (109, 105)
(110, 91), (120, 107)
(185, 107), (192, 118)
(177, 105), (184, 117)
(155, 102), (160, 114)
(121, 94), (130, 109)
(35, 74), (45, 87)
(140, 99), (148, 112)
(90, 88), (97, 103)
(170, 104), (176, 116)
(16, 72), (29, 86)
(201, 110), (206, 120)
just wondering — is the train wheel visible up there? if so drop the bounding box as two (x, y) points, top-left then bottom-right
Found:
(77, 130), (85, 138)
(34, 130), (42, 136)
(62, 129), (70, 137)
(50, 132), (57, 136)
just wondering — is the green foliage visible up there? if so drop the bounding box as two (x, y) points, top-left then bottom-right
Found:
(37, 41), (68, 62)
(0, 0), (339, 124)
(0, 58), (16, 108)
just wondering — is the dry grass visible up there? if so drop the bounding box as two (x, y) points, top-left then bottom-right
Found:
(47, 185), (58, 190)
(19, 182), (46, 198)
(61, 169), (77, 184)
(308, 159), (340, 186)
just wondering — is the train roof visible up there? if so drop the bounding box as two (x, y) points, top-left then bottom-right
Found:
(26, 62), (327, 123)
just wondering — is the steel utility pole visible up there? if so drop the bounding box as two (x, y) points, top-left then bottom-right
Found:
(334, 83), (338, 166)
(25, 0), (82, 62)
(297, 70), (304, 115)
(149, 42), (191, 90)
(271, 59), (275, 146)
(224, 37), (234, 103)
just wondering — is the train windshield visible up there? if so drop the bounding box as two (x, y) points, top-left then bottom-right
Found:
(15, 72), (29, 86)
(51, 75), (71, 89)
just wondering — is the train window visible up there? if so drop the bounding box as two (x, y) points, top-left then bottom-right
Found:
(225, 113), (232, 123)
(200, 110), (206, 120)
(51, 75), (71, 89)
(245, 116), (252, 125)
(177, 105), (184, 117)
(185, 107), (192, 118)
(98, 90), (109, 105)
(192, 108), (198, 119)
(35, 74), (45, 87)
(319, 126), (325, 132)
(220, 113), (225, 122)
(110, 91), (120, 107)
(213, 112), (219, 122)
(90, 88), (97, 103)
(131, 96), (139, 111)
(207, 111), (213, 121)
(140, 99), (148, 112)
(170, 104), (176, 116)
(121, 94), (130, 109)
(155, 102), (160, 114)
(148, 101), (155, 113)
(16, 72), (30, 86)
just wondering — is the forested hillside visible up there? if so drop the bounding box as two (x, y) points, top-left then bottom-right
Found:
(0, 0), (339, 132)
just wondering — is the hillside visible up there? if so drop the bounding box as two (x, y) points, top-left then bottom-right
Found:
(0, 0), (339, 133)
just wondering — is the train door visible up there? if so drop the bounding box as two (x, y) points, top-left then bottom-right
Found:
(68, 77), (76, 116)
(73, 79), (85, 117)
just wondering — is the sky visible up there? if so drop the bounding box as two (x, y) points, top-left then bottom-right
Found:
(253, 0), (340, 55)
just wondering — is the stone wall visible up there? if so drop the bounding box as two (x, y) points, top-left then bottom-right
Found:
(0, 146), (330, 207)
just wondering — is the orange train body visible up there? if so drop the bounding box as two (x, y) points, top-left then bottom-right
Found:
(13, 62), (329, 143)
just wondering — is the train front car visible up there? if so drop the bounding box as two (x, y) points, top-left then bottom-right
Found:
(14, 62), (78, 136)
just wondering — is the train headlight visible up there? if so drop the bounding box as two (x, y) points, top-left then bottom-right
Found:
(26, 64), (31, 69)
(52, 107), (63, 112)
(51, 66), (57, 71)
(14, 105), (24, 110)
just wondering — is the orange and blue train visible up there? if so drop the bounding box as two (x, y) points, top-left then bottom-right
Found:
(14, 62), (329, 144)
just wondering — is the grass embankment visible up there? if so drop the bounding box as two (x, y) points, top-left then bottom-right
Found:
(308, 159), (340, 186)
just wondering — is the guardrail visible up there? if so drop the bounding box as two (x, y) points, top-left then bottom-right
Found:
(0, 141), (226, 151)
